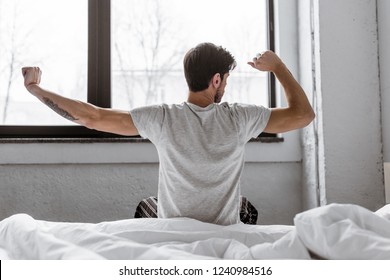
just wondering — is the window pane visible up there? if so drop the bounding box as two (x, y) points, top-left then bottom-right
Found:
(0, 0), (88, 125)
(112, 0), (268, 110)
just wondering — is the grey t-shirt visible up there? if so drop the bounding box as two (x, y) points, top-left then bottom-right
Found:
(130, 102), (271, 225)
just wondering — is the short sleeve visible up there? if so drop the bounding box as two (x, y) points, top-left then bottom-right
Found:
(231, 103), (272, 142)
(129, 105), (165, 144)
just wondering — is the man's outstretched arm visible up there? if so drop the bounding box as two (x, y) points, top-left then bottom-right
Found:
(248, 51), (315, 133)
(22, 67), (139, 136)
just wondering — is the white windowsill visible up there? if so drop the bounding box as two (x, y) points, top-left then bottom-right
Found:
(0, 129), (301, 164)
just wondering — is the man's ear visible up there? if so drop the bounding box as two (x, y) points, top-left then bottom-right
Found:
(211, 73), (221, 88)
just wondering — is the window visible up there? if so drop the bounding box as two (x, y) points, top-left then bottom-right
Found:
(0, 0), (275, 138)
(0, 0), (88, 126)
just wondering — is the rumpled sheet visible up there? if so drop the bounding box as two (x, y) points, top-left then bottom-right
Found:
(295, 203), (390, 259)
(0, 203), (389, 259)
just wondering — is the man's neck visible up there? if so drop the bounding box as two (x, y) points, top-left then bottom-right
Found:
(187, 89), (215, 108)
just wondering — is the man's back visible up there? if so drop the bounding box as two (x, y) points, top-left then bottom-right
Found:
(130, 102), (270, 225)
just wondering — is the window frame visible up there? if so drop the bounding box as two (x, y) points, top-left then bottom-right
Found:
(0, 0), (277, 139)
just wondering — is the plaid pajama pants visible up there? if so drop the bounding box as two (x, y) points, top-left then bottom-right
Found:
(134, 196), (258, 224)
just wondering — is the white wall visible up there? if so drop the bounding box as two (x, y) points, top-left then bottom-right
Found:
(0, 162), (302, 224)
(378, 0), (390, 200)
(378, 0), (390, 162)
(307, 0), (384, 209)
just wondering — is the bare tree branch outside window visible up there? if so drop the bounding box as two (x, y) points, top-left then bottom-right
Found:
(113, 0), (186, 108)
(112, 0), (268, 110)
(0, 0), (87, 126)
(0, 0), (37, 124)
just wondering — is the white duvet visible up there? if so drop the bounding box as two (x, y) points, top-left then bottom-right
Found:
(0, 203), (389, 260)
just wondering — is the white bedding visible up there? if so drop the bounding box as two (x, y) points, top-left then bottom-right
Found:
(0, 203), (389, 260)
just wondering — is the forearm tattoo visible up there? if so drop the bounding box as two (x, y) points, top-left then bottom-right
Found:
(42, 97), (79, 121)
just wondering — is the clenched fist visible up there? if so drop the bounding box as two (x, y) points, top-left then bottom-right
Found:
(22, 67), (42, 90)
(247, 50), (284, 73)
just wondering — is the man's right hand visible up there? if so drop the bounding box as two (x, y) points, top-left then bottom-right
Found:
(22, 67), (42, 91)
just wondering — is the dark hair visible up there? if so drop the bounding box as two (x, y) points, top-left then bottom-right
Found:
(183, 42), (236, 92)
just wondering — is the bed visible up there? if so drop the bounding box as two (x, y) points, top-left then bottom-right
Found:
(1, 203), (390, 260)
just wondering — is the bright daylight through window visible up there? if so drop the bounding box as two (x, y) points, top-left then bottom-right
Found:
(0, 0), (271, 136)
(112, 0), (268, 109)
(0, 0), (87, 125)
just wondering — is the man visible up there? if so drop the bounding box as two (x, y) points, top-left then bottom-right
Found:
(22, 42), (315, 225)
